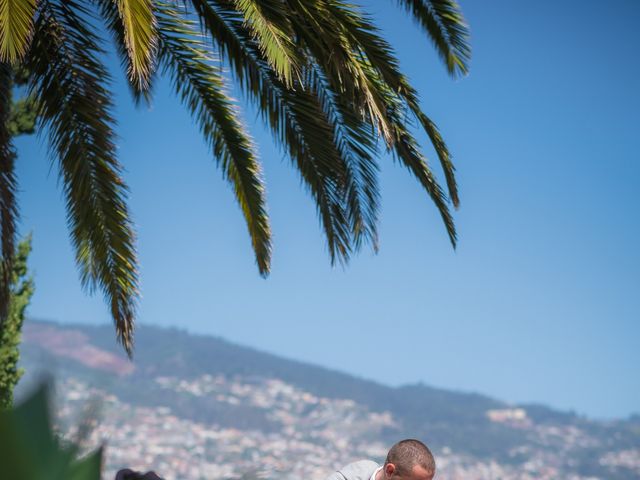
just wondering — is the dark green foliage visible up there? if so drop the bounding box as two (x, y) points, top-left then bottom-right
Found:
(0, 63), (18, 324)
(155, 3), (271, 274)
(1, 1), (471, 354)
(27, 1), (138, 354)
(395, 0), (470, 76)
(0, 65), (37, 326)
(0, 236), (34, 409)
(7, 95), (37, 136)
(0, 383), (102, 480)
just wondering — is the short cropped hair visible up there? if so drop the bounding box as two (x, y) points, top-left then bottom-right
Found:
(384, 439), (436, 475)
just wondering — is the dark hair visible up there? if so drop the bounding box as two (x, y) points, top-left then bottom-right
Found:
(115, 469), (164, 480)
(384, 439), (436, 475)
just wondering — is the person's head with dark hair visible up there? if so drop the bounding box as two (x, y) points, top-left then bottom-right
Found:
(115, 469), (164, 480)
(381, 439), (436, 480)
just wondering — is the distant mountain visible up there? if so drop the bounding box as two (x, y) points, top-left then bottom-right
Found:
(18, 320), (640, 480)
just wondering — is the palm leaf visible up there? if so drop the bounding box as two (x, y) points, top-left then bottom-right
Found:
(0, 0), (37, 63)
(190, 0), (356, 262)
(234, 0), (298, 87)
(385, 96), (457, 246)
(394, 0), (470, 76)
(306, 65), (380, 251)
(340, 51), (457, 246)
(156, 3), (271, 274)
(96, 0), (154, 103)
(393, 126), (457, 247)
(320, 1), (459, 207)
(285, 0), (396, 145)
(114, 0), (157, 91)
(26, 0), (138, 354)
(411, 109), (458, 207)
(287, 1), (457, 236)
(279, 81), (354, 261)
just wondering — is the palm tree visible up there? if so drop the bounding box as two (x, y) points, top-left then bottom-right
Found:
(0, 0), (470, 354)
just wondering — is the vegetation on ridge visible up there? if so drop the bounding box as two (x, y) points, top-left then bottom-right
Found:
(0, 234), (33, 410)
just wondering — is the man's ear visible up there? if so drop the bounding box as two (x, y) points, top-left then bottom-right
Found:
(384, 463), (396, 477)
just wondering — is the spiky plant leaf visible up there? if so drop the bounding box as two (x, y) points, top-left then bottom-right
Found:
(285, 0), (396, 144)
(0, 0), (37, 63)
(26, 0), (138, 354)
(386, 100), (457, 246)
(234, 0), (298, 86)
(286, 0), (458, 234)
(0, 0), (469, 354)
(67, 448), (103, 480)
(115, 0), (157, 91)
(395, 0), (470, 76)
(0, 384), (103, 480)
(96, 0), (154, 103)
(315, 1), (460, 207)
(412, 109), (458, 207)
(306, 65), (380, 251)
(353, 51), (457, 245)
(328, 38), (457, 245)
(156, 3), (271, 274)
(190, 0), (358, 262)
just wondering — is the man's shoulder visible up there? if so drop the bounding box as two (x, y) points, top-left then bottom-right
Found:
(335, 460), (380, 480)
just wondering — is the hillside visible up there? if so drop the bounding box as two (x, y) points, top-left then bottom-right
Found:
(17, 320), (640, 480)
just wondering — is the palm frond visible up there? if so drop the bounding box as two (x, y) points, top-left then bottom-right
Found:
(285, 0), (395, 145)
(192, 0), (455, 254)
(412, 109), (458, 207)
(114, 0), (158, 90)
(278, 80), (354, 262)
(322, 2), (459, 207)
(393, 123), (457, 247)
(189, 0), (357, 262)
(96, 0), (154, 103)
(385, 90), (457, 246)
(395, 0), (470, 76)
(0, 62), (17, 323)
(373, 79), (458, 245)
(287, 1), (457, 234)
(377, 84), (458, 245)
(234, 0), (298, 87)
(0, 0), (37, 63)
(339, 49), (457, 246)
(306, 65), (380, 251)
(27, 0), (138, 354)
(156, 3), (271, 274)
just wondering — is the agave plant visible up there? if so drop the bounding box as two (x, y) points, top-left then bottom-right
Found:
(0, 383), (103, 480)
(0, 0), (470, 354)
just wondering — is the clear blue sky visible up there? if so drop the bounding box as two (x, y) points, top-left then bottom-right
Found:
(13, 1), (639, 419)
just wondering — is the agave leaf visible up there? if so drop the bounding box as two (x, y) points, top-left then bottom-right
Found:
(0, 384), (102, 480)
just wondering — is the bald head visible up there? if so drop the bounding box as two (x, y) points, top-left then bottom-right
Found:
(384, 439), (435, 477)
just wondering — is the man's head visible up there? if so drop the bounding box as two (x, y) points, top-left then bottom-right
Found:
(115, 469), (164, 480)
(382, 439), (436, 480)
